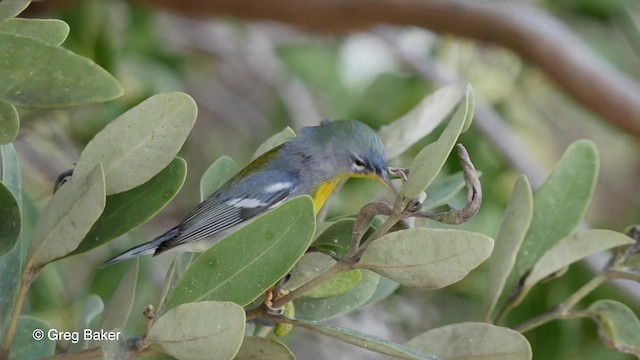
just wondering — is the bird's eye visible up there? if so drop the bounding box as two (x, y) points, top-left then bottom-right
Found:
(352, 157), (367, 171)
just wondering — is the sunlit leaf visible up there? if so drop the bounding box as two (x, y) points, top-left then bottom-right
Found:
(252, 127), (295, 160)
(166, 196), (315, 309)
(147, 301), (245, 360)
(0, 100), (18, 144)
(0, 181), (20, 256)
(586, 300), (640, 356)
(294, 270), (380, 321)
(234, 337), (294, 360)
(523, 230), (633, 293)
(28, 165), (105, 267)
(72, 157), (186, 256)
(9, 316), (55, 360)
(399, 322), (531, 360)
(401, 85), (474, 199)
(305, 268), (362, 298)
(74, 92), (196, 195)
(0, 18), (69, 45)
(485, 176), (532, 321)
(98, 259), (138, 334)
(200, 156), (238, 200)
(0, 1), (30, 23)
(379, 84), (463, 159)
(0, 32), (122, 107)
(286, 253), (336, 292)
(291, 318), (438, 360)
(359, 228), (493, 289)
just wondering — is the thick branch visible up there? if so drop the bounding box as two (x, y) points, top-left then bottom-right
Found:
(128, 0), (640, 138)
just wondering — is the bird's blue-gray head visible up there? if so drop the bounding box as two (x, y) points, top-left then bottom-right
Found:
(295, 119), (395, 191)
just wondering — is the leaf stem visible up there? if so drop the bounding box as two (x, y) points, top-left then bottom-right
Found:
(0, 265), (40, 358)
(513, 274), (607, 333)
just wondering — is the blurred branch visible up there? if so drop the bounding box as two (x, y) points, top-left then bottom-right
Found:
(118, 0), (640, 138)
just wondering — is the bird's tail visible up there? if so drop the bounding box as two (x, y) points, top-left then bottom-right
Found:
(102, 226), (179, 267)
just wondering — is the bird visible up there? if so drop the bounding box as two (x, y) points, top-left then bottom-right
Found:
(103, 119), (394, 267)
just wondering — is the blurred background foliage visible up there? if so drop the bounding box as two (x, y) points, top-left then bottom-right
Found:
(13, 0), (640, 358)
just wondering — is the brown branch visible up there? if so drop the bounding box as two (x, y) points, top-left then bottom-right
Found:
(123, 0), (640, 138)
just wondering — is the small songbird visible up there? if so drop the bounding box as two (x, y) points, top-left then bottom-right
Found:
(103, 119), (394, 266)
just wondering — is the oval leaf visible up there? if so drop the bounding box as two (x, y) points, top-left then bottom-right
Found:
(0, 100), (18, 144)
(99, 259), (138, 334)
(0, 144), (22, 330)
(0, 18), (69, 45)
(0, 1), (30, 23)
(523, 230), (633, 291)
(294, 269), (380, 321)
(0, 32), (122, 108)
(234, 337), (294, 360)
(305, 269), (362, 299)
(401, 85), (474, 199)
(28, 164), (105, 267)
(379, 84), (463, 159)
(10, 315), (55, 360)
(401, 322), (531, 360)
(0, 181), (20, 256)
(74, 92), (196, 195)
(72, 157), (186, 256)
(291, 318), (438, 360)
(147, 301), (245, 360)
(484, 176), (533, 321)
(200, 156), (238, 200)
(359, 228), (493, 289)
(252, 127), (296, 160)
(587, 300), (640, 356)
(503, 140), (599, 302)
(166, 196), (315, 309)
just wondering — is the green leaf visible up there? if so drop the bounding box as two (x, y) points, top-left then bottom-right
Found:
(287, 252), (363, 299)
(0, 181), (20, 256)
(99, 259), (138, 333)
(523, 230), (633, 293)
(306, 270), (362, 298)
(399, 322), (531, 360)
(9, 316), (55, 360)
(28, 164), (105, 267)
(69, 294), (104, 352)
(363, 276), (400, 307)
(423, 171), (468, 211)
(234, 337), (294, 360)
(200, 156), (238, 200)
(484, 176), (533, 321)
(166, 196), (315, 309)
(0, 1), (30, 23)
(379, 84), (463, 159)
(510, 140), (599, 284)
(586, 300), (640, 356)
(252, 127), (296, 160)
(72, 157), (186, 256)
(294, 269), (380, 321)
(311, 218), (357, 257)
(157, 252), (198, 316)
(0, 100), (18, 144)
(291, 318), (439, 360)
(0, 18), (69, 45)
(359, 228), (493, 289)
(74, 92), (196, 195)
(0, 143), (22, 333)
(147, 301), (245, 360)
(401, 85), (474, 199)
(0, 32), (122, 108)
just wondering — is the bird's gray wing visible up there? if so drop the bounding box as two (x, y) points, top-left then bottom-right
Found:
(154, 169), (297, 254)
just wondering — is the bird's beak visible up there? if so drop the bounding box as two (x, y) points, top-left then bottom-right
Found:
(377, 170), (398, 195)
